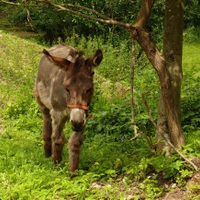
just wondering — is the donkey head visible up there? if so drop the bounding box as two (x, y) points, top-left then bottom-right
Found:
(43, 48), (103, 132)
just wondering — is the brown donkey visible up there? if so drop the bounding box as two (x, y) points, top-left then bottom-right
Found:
(34, 45), (103, 177)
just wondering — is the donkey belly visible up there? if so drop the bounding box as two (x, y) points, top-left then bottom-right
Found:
(36, 80), (52, 111)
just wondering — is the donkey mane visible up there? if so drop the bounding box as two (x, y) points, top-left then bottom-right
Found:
(72, 50), (86, 71)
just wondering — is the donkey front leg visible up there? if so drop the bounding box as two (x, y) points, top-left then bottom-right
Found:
(51, 110), (66, 163)
(68, 131), (84, 177)
(52, 131), (65, 163)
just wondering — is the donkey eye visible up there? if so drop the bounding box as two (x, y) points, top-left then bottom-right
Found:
(66, 88), (70, 94)
(86, 88), (92, 94)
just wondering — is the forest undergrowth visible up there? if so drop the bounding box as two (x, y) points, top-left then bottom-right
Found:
(0, 31), (199, 199)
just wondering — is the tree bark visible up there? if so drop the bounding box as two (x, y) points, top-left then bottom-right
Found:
(131, 23), (184, 150)
(156, 0), (185, 152)
(163, 0), (184, 117)
(135, 0), (155, 28)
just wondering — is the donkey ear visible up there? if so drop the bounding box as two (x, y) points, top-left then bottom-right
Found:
(90, 49), (103, 67)
(43, 49), (71, 71)
(93, 49), (103, 66)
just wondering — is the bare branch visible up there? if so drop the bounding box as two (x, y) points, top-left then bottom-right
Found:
(1, 0), (133, 28)
(63, 3), (110, 20)
(37, 0), (133, 28)
(0, 0), (20, 6)
(0, 0), (39, 7)
(135, 0), (156, 28)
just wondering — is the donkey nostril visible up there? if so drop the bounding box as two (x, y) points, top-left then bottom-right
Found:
(71, 120), (84, 126)
(71, 120), (84, 131)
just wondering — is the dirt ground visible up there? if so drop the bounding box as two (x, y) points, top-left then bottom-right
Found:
(158, 172), (200, 200)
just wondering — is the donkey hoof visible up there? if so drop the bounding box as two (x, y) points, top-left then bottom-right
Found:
(44, 149), (52, 157)
(52, 156), (62, 164)
(69, 171), (78, 179)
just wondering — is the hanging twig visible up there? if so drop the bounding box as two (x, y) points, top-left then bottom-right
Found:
(130, 31), (139, 140)
(26, 9), (34, 31)
(142, 87), (156, 127)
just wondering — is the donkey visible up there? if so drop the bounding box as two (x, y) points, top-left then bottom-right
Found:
(34, 44), (103, 177)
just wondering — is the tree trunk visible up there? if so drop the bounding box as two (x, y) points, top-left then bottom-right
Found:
(156, 0), (185, 152)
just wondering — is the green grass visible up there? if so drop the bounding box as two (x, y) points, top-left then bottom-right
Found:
(0, 31), (199, 199)
(181, 43), (200, 131)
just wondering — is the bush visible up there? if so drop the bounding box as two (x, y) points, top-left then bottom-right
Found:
(183, 27), (200, 44)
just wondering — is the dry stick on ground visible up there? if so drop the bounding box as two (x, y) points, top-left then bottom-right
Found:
(130, 34), (139, 140)
(142, 91), (198, 171)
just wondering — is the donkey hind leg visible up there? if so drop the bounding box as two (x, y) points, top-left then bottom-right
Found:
(42, 111), (52, 157)
(68, 132), (84, 176)
(35, 94), (52, 158)
(51, 110), (66, 163)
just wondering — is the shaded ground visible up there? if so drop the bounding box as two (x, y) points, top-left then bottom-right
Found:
(88, 171), (200, 200)
(158, 172), (200, 200)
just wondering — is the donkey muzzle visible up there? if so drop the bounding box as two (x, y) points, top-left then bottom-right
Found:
(69, 108), (86, 132)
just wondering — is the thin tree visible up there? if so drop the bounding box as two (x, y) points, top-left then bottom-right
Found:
(156, 0), (185, 153)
